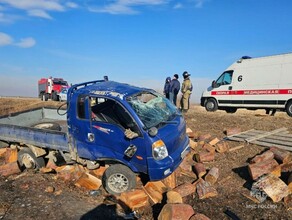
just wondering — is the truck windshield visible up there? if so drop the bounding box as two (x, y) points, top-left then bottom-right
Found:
(53, 80), (68, 86)
(127, 92), (178, 129)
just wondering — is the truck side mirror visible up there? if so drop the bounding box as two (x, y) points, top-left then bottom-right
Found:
(124, 144), (137, 158)
(148, 127), (158, 137)
(211, 80), (216, 88)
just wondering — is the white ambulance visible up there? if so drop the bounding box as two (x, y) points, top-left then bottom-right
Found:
(200, 53), (292, 116)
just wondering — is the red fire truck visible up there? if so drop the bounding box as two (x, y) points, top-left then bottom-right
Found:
(38, 77), (69, 101)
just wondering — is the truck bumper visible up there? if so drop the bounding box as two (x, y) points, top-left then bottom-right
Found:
(147, 143), (190, 181)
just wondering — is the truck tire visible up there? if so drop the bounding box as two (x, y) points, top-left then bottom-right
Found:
(102, 164), (136, 194)
(32, 122), (62, 131)
(52, 92), (58, 101)
(42, 93), (48, 101)
(205, 98), (218, 112)
(18, 148), (45, 170)
(286, 100), (292, 117)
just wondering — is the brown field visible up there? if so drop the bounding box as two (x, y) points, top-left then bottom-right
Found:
(0, 97), (292, 219)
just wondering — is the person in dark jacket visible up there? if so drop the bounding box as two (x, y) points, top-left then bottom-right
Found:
(169, 74), (180, 106)
(163, 77), (171, 99)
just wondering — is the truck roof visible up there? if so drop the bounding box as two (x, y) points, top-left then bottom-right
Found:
(71, 80), (154, 99)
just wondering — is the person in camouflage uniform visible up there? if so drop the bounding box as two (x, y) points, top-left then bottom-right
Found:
(180, 71), (192, 113)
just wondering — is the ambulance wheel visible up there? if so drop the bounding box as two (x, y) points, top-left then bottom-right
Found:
(286, 100), (292, 117)
(18, 148), (45, 170)
(102, 164), (136, 195)
(225, 107), (237, 113)
(205, 99), (218, 112)
(42, 94), (48, 101)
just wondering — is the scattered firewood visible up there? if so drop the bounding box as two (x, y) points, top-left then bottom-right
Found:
(248, 159), (279, 180)
(75, 172), (102, 190)
(189, 139), (198, 150)
(197, 134), (212, 142)
(166, 191), (183, 204)
(284, 194), (292, 210)
(179, 156), (193, 172)
(118, 189), (149, 210)
(229, 145), (244, 152)
(270, 147), (292, 164)
(158, 203), (195, 220)
(179, 168), (198, 179)
(205, 167), (219, 185)
(194, 150), (215, 163)
(0, 161), (21, 176)
(193, 163), (206, 178)
(281, 162), (292, 172)
(215, 141), (229, 153)
(90, 166), (108, 178)
(202, 143), (215, 154)
(253, 174), (289, 203)
(250, 150), (274, 164)
(173, 182), (197, 198)
(0, 148), (7, 157)
(209, 138), (220, 146)
(162, 171), (177, 189)
(40, 167), (54, 173)
(5, 148), (18, 163)
(143, 181), (167, 204)
(270, 165), (282, 178)
(241, 192), (261, 203)
(196, 178), (218, 199)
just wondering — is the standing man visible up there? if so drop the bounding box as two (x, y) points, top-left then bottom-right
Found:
(163, 77), (171, 99)
(180, 71), (192, 113)
(169, 74), (180, 106)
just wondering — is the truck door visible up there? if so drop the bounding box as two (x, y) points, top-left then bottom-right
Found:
(211, 71), (234, 108)
(72, 95), (147, 173)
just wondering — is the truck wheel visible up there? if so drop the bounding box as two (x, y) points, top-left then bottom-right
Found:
(286, 100), (292, 117)
(205, 99), (218, 112)
(32, 122), (62, 131)
(18, 148), (45, 170)
(225, 107), (237, 113)
(102, 164), (136, 194)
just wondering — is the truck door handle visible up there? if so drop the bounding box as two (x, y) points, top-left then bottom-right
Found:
(228, 86), (232, 90)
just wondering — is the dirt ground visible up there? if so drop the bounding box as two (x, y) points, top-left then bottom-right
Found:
(0, 97), (292, 220)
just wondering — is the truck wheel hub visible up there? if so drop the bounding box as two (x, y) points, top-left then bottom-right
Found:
(108, 173), (129, 193)
(22, 154), (35, 169)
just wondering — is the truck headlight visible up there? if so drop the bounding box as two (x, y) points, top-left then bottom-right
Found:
(152, 140), (168, 160)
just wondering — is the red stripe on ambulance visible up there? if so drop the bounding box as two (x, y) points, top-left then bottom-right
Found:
(211, 89), (292, 96)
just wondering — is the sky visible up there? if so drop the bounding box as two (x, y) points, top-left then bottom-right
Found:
(0, 0), (292, 103)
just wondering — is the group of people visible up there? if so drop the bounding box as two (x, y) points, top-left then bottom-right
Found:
(163, 71), (192, 113)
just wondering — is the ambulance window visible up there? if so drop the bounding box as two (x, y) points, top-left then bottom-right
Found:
(216, 71), (233, 86)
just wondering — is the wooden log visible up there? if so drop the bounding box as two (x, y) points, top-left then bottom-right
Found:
(162, 171), (177, 189)
(284, 194), (292, 210)
(248, 159), (279, 180)
(270, 165), (281, 178)
(209, 138), (220, 146)
(202, 143), (215, 154)
(5, 148), (18, 163)
(253, 174), (289, 203)
(74, 173), (102, 190)
(197, 134), (212, 142)
(158, 204), (195, 220)
(215, 141), (229, 153)
(90, 166), (108, 178)
(196, 178), (218, 199)
(250, 150), (274, 164)
(205, 167), (219, 185)
(224, 127), (241, 136)
(281, 162), (292, 173)
(270, 147), (292, 164)
(0, 148), (7, 157)
(143, 181), (167, 204)
(194, 150), (215, 163)
(166, 191), (183, 204)
(173, 182), (197, 198)
(229, 145), (244, 152)
(189, 139), (198, 150)
(118, 189), (149, 210)
(0, 161), (21, 176)
(193, 163), (206, 178)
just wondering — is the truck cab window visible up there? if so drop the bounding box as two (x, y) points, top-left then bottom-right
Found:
(77, 95), (87, 119)
(216, 71), (233, 86)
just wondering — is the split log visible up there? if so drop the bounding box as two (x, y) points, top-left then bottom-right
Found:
(5, 148), (18, 163)
(0, 148), (7, 157)
(143, 181), (167, 204)
(270, 147), (292, 164)
(197, 134), (212, 142)
(224, 127), (241, 136)
(189, 139), (198, 150)
(209, 138), (220, 146)
(250, 150), (274, 164)
(194, 150), (215, 163)
(0, 161), (21, 176)
(74, 173), (102, 190)
(270, 165), (281, 178)
(202, 143), (215, 154)
(215, 141), (229, 153)
(162, 171), (177, 189)
(173, 182), (197, 197)
(193, 163), (206, 178)
(205, 167), (219, 185)
(196, 179), (218, 199)
(118, 189), (149, 210)
(90, 166), (108, 178)
(281, 162), (292, 173)
(248, 159), (279, 180)
(284, 194), (292, 210)
(166, 191), (183, 204)
(229, 145), (244, 152)
(253, 174), (289, 202)
(158, 204), (195, 220)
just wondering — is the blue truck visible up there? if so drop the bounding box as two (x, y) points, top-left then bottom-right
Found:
(0, 79), (190, 194)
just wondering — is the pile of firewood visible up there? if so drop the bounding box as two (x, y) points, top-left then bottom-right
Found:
(247, 147), (292, 208)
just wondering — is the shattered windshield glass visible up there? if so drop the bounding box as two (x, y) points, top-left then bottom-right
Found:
(127, 92), (179, 129)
